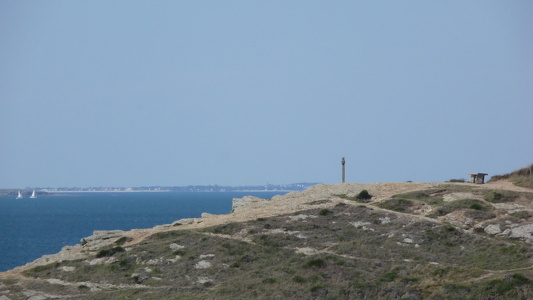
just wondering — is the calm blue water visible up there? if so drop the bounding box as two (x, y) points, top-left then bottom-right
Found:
(0, 191), (286, 272)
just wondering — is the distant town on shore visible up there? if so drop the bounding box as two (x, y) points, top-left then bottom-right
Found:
(1, 183), (320, 196)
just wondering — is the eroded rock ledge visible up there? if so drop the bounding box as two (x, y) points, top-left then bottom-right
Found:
(4, 181), (533, 275)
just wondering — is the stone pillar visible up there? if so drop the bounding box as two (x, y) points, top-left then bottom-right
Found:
(341, 157), (345, 183)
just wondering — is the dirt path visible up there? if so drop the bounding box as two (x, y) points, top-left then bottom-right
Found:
(481, 179), (533, 193)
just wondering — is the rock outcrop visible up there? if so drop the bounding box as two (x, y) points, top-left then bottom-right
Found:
(2, 180), (533, 300)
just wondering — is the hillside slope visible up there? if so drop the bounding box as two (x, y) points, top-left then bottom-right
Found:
(489, 163), (533, 189)
(1, 181), (533, 299)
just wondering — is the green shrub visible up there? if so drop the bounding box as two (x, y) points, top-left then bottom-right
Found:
(173, 249), (186, 256)
(380, 268), (400, 282)
(96, 246), (125, 258)
(114, 237), (132, 245)
(310, 285), (326, 293)
(305, 258), (326, 268)
(335, 192), (372, 203)
(392, 190), (444, 205)
(487, 274), (530, 295)
(262, 277), (276, 284)
(356, 190), (372, 202)
(212, 223), (243, 235)
(447, 199), (487, 210)
(510, 211), (532, 219)
(319, 209), (333, 216)
(447, 179), (465, 183)
(470, 203), (483, 210)
(376, 199), (413, 212)
(485, 190), (518, 203)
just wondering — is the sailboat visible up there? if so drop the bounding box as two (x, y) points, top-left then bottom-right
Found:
(16, 190), (23, 199)
(30, 190), (37, 198)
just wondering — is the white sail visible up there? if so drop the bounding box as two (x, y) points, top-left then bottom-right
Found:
(30, 190), (37, 198)
(16, 190), (23, 199)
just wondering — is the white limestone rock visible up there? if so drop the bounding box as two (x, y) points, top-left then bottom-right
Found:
(195, 260), (212, 269)
(295, 247), (319, 255)
(379, 217), (392, 224)
(288, 214), (317, 221)
(509, 224), (533, 242)
(81, 230), (126, 250)
(172, 218), (196, 226)
(351, 221), (374, 231)
(484, 224), (501, 235)
(232, 196), (268, 211)
(169, 243), (185, 251)
(196, 277), (213, 285)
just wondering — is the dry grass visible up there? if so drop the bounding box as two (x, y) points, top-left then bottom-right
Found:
(15, 202), (533, 299)
(489, 163), (533, 188)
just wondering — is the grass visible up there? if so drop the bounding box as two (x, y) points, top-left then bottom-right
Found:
(335, 189), (373, 203)
(376, 198), (414, 212)
(510, 211), (532, 219)
(429, 199), (494, 220)
(95, 246), (125, 258)
(386, 187), (503, 221)
(447, 178), (466, 183)
(13, 187), (533, 299)
(318, 208), (333, 216)
(485, 190), (520, 203)
(489, 163), (533, 188)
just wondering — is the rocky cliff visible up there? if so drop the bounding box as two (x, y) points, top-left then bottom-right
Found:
(1, 181), (533, 299)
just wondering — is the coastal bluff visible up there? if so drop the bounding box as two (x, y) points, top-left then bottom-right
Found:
(2, 181), (533, 299)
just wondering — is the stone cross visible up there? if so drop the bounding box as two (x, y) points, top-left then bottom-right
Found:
(341, 157), (345, 183)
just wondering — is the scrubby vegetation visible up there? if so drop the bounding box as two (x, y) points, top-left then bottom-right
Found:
(335, 189), (372, 203)
(484, 190), (520, 203)
(356, 189), (372, 201)
(489, 163), (533, 188)
(4, 169), (533, 299)
(13, 203), (533, 299)
(447, 178), (465, 183)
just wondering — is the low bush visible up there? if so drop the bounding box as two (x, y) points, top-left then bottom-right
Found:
(489, 163), (533, 188)
(487, 273), (530, 295)
(470, 203), (484, 210)
(376, 199), (413, 212)
(393, 190), (444, 206)
(356, 190), (372, 202)
(304, 258), (326, 268)
(510, 211), (532, 219)
(447, 179), (465, 183)
(114, 237), (132, 245)
(96, 246), (125, 258)
(485, 190), (519, 203)
(319, 209), (333, 216)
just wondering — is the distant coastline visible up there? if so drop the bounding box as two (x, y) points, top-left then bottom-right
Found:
(0, 183), (319, 196)
(48, 189), (294, 193)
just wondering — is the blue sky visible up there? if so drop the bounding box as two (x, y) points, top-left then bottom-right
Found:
(1, 1), (532, 188)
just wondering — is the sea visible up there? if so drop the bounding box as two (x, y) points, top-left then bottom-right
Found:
(0, 191), (287, 272)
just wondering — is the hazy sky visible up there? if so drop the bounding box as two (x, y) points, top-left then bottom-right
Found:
(1, 1), (532, 188)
